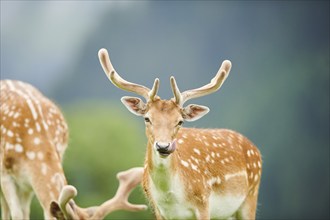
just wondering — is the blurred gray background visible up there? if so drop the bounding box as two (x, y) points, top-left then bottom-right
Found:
(1, 1), (329, 219)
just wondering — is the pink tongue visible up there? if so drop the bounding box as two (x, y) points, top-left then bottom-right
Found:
(169, 140), (177, 153)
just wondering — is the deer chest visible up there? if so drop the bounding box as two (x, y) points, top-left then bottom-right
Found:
(148, 175), (196, 220)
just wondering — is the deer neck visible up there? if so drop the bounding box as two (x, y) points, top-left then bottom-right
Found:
(146, 139), (178, 191)
(31, 166), (67, 215)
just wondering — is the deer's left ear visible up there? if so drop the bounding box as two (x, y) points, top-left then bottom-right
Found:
(182, 104), (210, 122)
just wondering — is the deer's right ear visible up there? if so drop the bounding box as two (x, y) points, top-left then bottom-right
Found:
(121, 96), (147, 116)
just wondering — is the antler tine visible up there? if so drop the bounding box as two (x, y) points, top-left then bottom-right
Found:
(170, 76), (182, 105)
(172, 60), (232, 106)
(58, 185), (79, 219)
(98, 48), (159, 101)
(90, 167), (147, 219)
(148, 78), (160, 101)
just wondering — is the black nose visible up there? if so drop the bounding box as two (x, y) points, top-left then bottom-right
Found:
(156, 142), (170, 153)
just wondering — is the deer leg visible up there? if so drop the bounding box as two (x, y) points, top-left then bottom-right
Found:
(196, 203), (210, 220)
(236, 186), (260, 220)
(0, 174), (23, 219)
(154, 207), (164, 220)
(0, 187), (10, 220)
(19, 189), (34, 219)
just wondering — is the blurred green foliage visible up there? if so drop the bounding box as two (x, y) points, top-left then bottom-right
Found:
(27, 101), (153, 219)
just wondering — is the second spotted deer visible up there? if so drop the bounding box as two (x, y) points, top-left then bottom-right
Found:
(0, 80), (146, 219)
(99, 48), (262, 220)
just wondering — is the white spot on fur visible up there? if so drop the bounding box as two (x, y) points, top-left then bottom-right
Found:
(206, 154), (211, 162)
(178, 139), (184, 144)
(26, 99), (38, 120)
(191, 163), (199, 172)
(181, 160), (189, 167)
(41, 163), (47, 175)
(42, 120), (49, 131)
(26, 151), (36, 160)
(37, 152), (44, 160)
(7, 130), (14, 137)
(28, 128), (33, 135)
(193, 148), (201, 155)
(254, 174), (259, 182)
(14, 144), (23, 153)
(257, 161), (261, 168)
(13, 112), (20, 118)
(216, 176), (221, 184)
(35, 122), (41, 132)
(8, 111), (14, 117)
(191, 156), (199, 164)
(5, 142), (14, 150)
(34, 137), (40, 145)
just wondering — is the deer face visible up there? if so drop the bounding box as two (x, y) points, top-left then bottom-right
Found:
(121, 97), (209, 157)
(144, 99), (182, 157)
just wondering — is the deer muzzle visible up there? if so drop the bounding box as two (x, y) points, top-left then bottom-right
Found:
(155, 140), (176, 157)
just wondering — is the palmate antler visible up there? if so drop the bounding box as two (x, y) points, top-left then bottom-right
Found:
(50, 167), (147, 220)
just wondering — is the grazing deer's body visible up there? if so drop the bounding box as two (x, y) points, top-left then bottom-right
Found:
(0, 80), (146, 220)
(0, 80), (69, 219)
(99, 48), (262, 220)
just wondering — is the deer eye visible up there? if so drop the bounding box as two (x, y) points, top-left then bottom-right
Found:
(177, 120), (184, 126)
(144, 117), (151, 123)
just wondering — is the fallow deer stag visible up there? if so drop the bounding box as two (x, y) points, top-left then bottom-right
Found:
(99, 48), (262, 220)
(0, 80), (147, 219)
